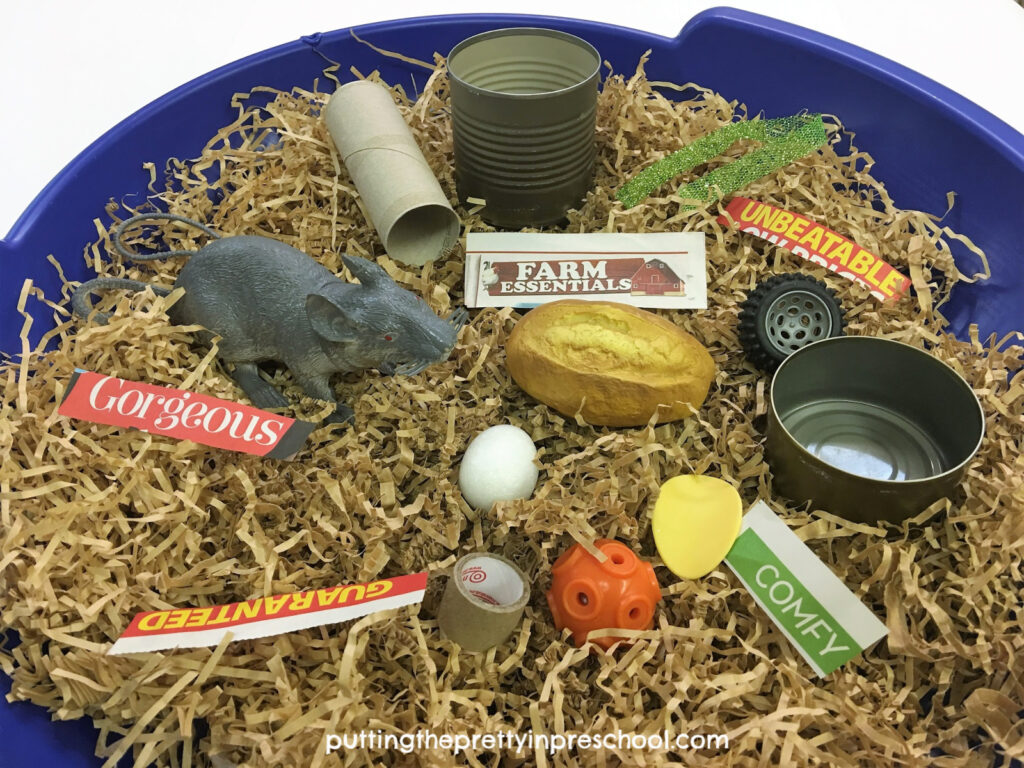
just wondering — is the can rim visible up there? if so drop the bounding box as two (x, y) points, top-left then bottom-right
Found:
(768, 335), (986, 486)
(447, 27), (601, 99)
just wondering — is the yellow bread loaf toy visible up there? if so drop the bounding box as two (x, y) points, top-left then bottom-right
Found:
(506, 300), (715, 427)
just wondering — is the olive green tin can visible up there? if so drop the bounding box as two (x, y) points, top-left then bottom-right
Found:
(766, 336), (985, 524)
(447, 28), (600, 228)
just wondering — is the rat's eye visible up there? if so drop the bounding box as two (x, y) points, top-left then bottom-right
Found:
(384, 334), (394, 342)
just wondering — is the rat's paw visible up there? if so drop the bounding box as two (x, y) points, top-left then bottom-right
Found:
(323, 404), (355, 425)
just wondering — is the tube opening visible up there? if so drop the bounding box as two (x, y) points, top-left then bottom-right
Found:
(459, 556), (525, 606)
(386, 204), (460, 266)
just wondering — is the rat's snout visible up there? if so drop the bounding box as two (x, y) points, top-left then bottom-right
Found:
(393, 305), (468, 376)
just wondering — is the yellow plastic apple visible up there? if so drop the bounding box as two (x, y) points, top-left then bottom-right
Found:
(652, 475), (743, 579)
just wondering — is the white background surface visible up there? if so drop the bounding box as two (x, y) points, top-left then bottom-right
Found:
(2, 0), (1022, 238)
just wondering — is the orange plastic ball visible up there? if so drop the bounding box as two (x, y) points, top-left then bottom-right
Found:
(546, 539), (662, 650)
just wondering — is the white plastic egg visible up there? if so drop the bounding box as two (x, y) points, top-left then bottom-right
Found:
(458, 425), (539, 511)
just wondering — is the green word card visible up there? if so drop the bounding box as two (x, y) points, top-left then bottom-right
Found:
(725, 501), (888, 677)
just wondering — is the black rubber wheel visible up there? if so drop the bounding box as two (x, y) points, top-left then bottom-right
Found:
(739, 274), (844, 371)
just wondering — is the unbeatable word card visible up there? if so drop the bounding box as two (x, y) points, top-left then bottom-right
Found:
(718, 197), (910, 301)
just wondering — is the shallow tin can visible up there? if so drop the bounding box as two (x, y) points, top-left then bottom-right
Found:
(447, 27), (600, 228)
(766, 336), (985, 524)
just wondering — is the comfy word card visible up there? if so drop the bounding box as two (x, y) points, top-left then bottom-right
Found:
(725, 502), (888, 676)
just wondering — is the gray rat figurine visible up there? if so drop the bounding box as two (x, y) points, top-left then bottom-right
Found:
(72, 213), (468, 424)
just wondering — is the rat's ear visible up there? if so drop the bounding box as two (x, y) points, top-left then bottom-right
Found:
(342, 255), (389, 289)
(306, 293), (358, 342)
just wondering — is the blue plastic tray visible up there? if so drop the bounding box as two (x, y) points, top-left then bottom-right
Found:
(2, 8), (1022, 766)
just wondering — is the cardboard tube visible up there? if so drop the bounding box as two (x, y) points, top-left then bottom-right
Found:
(437, 553), (530, 652)
(324, 80), (460, 266)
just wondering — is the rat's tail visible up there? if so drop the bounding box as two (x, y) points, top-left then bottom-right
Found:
(71, 277), (172, 324)
(113, 212), (221, 262)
